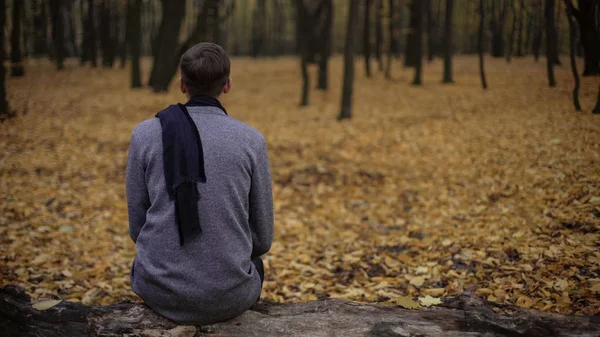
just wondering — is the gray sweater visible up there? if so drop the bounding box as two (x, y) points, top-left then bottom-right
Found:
(126, 106), (274, 324)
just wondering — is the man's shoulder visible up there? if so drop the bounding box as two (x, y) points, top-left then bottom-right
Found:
(225, 118), (266, 146)
(131, 118), (161, 142)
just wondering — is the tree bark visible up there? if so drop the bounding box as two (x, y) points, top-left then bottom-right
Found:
(99, 0), (115, 68)
(515, 0), (524, 56)
(572, 0), (600, 76)
(507, 0), (517, 63)
(375, 0), (384, 71)
(404, 0), (420, 67)
(594, 84), (600, 114)
(251, 0), (266, 57)
(1, 285), (599, 337)
(49, 0), (65, 70)
(295, 0), (310, 106)
(10, 0), (24, 77)
(564, 0), (581, 111)
(385, 0), (395, 79)
(0, 0), (10, 118)
(490, 0), (508, 58)
(88, 0), (98, 67)
(442, 0), (454, 83)
(148, 0), (186, 91)
(338, 0), (360, 120)
(129, 0), (142, 88)
(32, 0), (47, 56)
(479, 0), (488, 89)
(545, 0), (557, 87)
(532, 0), (544, 61)
(426, 0), (435, 62)
(364, 0), (372, 77)
(317, 0), (333, 90)
(411, 0), (424, 85)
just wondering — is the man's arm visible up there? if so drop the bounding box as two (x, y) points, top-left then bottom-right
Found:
(126, 127), (150, 244)
(249, 138), (274, 258)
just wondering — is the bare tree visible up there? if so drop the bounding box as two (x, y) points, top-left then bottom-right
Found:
(129, 0), (142, 88)
(479, 0), (488, 89)
(545, 0), (557, 87)
(442, 0), (454, 83)
(317, 0), (333, 90)
(570, 0), (600, 76)
(339, 0), (360, 120)
(411, 0), (424, 85)
(564, 0), (581, 111)
(49, 0), (65, 70)
(385, 0), (396, 79)
(375, 0), (384, 71)
(364, 0), (372, 77)
(11, 0), (24, 76)
(251, 0), (266, 57)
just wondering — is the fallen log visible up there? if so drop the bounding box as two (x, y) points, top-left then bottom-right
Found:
(0, 285), (598, 337)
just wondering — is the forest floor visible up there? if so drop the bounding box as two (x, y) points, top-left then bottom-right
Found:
(1, 56), (599, 315)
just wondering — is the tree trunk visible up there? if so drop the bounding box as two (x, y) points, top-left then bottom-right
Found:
(532, 0), (543, 61)
(99, 0), (115, 68)
(385, 0), (395, 79)
(405, 0), (420, 67)
(516, 0), (524, 56)
(148, 0), (186, 91)
(507, 0), (517, 63)
(572, 0), (600, 76)
(411, 0), (424, 85)
(129, 0), (142, 88)
(479, 0), (488, 89)
(32, 0), (47, 56)
(426, 0), (434, 62)
(375, 0), (384, 71)
(364, 0), (372, 77)
(594, 85), (600, 114)
(80, 0), (88, 65)
(295, 0), (310, 106)
(119, 1), (127, 69)
(442, 0), (453, 83)
(10, 0), (24, 77)
(251, 0), (266, 57)
(564, 0), (581, 111)
(0, 0), (10, 118)
(317, 0), (333, 90)
(50, 0), (65, 70)
(1, 285), (599, 337)
(339, 0), (360, 120)
(88, 0), (98, 67)
(545, 0), (557, 87)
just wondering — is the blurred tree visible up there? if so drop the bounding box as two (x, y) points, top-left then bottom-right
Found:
(11, 0), (24, 77)
(375, 0), (383, 71)
(532, 0), (543, 61)
(129, 0), (142, 88)
(404, 0), (421, 67)
(545, 0), (557, 87)
(339, 0), (359, 120)
(32, 0), (48, 56)
(411, 0), (424, 85)
(49, 0), (65, 70)
(364, 0), (372, 77)
(515, 0), (524, 56)
(442, 0), (454, 83)
(479, 0), (488, 89)
(316, 0), (333, 90)
(564, 0), (581, 111)
(507, 0), (517, 62)
(570, 0), (600, 76)
(0, 0), (9, 118)
(251, 0), (266, 57)
(490, 0), (508, 58)
(99, 0), (116, 67)
(426, 0), (435, 62)
(88, 0), (98, 67)
(385, 0), (396, 79)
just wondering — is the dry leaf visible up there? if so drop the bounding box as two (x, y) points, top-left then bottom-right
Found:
(418, 295), (442, 307)
(32, 300), (62, 311)
(389, 296), (422, 310)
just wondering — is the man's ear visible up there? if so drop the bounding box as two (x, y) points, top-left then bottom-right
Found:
(180, 77), (187, 94)
(222, 78), (232, 94)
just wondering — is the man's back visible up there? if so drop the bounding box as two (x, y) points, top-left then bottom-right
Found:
(126, 105), (273, 324)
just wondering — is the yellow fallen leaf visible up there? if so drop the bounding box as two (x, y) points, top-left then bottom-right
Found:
(418, 295), (442, 307)
(409, 276), (425, 287)
(554, 279), (569, 291)
(388, 296), (422, 310)
(32, 299), (62, 311)
(422, 288), (445, 297)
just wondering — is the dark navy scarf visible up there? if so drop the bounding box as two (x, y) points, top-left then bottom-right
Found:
(155, 96), (227, 246)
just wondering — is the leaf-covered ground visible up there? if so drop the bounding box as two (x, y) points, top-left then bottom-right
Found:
(1, 56), (599, 315)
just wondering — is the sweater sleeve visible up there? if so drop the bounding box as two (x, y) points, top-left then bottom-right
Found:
(249, 138), (274, 258)
(126, 126), (151, 244)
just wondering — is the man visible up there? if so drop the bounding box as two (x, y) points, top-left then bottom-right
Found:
(126, 42), (274, 324)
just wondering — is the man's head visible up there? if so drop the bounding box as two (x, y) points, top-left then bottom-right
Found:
(180, 42), (231, 98)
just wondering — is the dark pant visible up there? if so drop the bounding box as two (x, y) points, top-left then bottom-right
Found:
(251, 257), (264, 285)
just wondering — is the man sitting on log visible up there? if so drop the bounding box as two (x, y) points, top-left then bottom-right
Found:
(125, 42), (274, 324)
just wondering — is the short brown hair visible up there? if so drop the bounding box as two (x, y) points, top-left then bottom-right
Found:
(180, 43), (230, 97)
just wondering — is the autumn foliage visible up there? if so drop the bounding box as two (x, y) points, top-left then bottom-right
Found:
(1, 56), (599, 315)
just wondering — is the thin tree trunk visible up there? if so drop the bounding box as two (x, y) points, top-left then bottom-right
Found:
(385, 0), (395, 79)
(507, 0), (517, 63)
(442, 0), (454, 83)
(564, 0), (580, 111)
(572, 0), (600, 76)
(516, 0), (524, 56)
(10, 0), (24, 77)
(295, 0), (310, 105)
(411, 0), (424, 85)
(405, 0), (420, 67)
(545, 0), (557, 87)
(426, 0), (434, 62)
(88, 0), (97, 67)
(0, 0), (10, 118)
(339, 0), (360, 120)
(80, 0), (88, 65)
(317, 0), (333, 90)
(251, 0), (266, 57)
(130, 0), (142, 88)
(50, 0), (65, 70)
(594, 85), (600, 114)
(99, 0), (115, 67)
(364, 0), (372, 77)
(375, 0), (384, 71)
(479, 0), (488, 89)
(533, 0), (543, 61)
